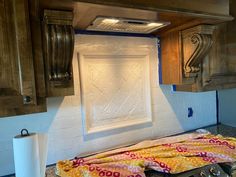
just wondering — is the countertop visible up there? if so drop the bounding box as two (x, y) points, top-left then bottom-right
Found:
(5, 124), (236, 177)
(206, 124), (236, 137)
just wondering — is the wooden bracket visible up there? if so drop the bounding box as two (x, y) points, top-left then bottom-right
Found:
(181, 25), (215, 78)
(42, 10), (74, 87)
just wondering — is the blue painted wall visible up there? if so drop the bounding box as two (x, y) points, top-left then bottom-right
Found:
(219, 88), (236, 127)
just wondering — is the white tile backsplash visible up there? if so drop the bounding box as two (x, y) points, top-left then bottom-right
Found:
(0, 35), (216, 176)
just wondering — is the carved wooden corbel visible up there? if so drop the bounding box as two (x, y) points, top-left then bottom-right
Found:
(42, 10), (74, 87)
(181, 25), (215, 78)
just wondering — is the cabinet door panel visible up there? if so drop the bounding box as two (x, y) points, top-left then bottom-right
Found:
(202, 14), (236, 90)
(12, 0), (37, 105)
(0, 0), (22, 102)
(0, 0), (40, 117)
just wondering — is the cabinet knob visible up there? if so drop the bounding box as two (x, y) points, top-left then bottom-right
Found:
(23, 96), (32, 104)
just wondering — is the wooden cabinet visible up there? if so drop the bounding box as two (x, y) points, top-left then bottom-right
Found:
(160, 0), (236, 92)
(0, 0), (75, 117)
(161, 25), (217, 91)
(0, 0), (46, 117)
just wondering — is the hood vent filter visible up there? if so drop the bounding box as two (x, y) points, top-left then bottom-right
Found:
(87, 17), (170, 34)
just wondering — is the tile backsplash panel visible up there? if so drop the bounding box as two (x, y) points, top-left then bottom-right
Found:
(0, 35), (216, 176)
(78, 40), (153, 135)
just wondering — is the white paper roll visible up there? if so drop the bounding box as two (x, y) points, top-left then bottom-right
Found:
(13, 132), (48, 177)
(13, 133), (41, 177)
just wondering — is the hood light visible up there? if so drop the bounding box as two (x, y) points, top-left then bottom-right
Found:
(147, 22), (164, 27)
(102, 19), (119, 24)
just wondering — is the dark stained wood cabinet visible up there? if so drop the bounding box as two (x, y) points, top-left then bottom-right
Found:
(0, 0), (75, 117)
(161, 25), (215, 87)
(0, 0), (35, 106)
(0, 0), (46, 117)
(202, 0), (236, 91)
(160, 0), (236, 92)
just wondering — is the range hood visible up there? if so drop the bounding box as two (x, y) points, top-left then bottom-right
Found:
(87, 16), (170, 34)
(37, 0), (234, 97)
(39, 0), (233, 35)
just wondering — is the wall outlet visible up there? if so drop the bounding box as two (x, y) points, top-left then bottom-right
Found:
(171, 85), (176, 92)
(188, 107), (193, 118)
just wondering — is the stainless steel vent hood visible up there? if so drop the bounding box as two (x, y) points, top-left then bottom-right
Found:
(87, 17), (170, 34)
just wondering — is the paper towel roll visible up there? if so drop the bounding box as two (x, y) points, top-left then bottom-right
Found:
(13, 132), (41, 177)
(13, 130), (48, 177)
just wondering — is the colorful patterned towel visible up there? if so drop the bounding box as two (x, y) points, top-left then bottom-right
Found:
(56, 132), (236, 177)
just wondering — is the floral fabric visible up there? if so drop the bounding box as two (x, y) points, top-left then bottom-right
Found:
(56, 132), (236, 177)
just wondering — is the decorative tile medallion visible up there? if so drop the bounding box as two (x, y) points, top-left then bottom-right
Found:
(78, 52), (152, 135)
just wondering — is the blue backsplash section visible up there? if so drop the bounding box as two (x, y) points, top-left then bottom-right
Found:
(74, 29), (157, 38)
(157, 37), (163, 84)
(216, 90), (219, 124)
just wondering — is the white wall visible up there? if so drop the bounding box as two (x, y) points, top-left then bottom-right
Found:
(219, 88), (236, 127)
(0, 35), (217, 176)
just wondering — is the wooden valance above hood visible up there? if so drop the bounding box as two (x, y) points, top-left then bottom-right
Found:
(39, 0), (233, 35)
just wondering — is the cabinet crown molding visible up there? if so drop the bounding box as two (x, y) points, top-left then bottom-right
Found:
(43, 10), (73, 25)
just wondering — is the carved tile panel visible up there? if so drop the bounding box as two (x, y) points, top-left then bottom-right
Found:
(79, 54), (152, 135)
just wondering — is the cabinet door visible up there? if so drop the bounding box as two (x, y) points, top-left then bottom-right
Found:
(201, 3), (236, 91)
(0, 0), (40, 117)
